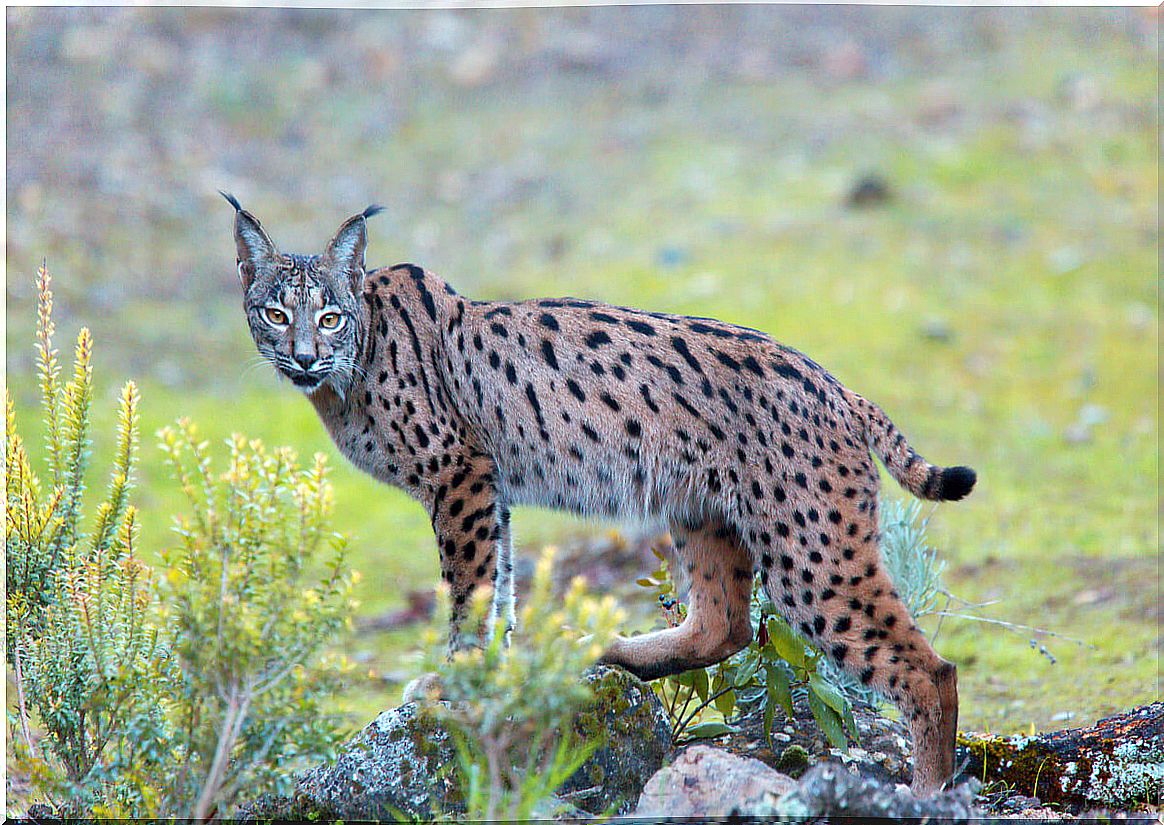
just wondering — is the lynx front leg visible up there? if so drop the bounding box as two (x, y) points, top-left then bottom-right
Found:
(491, 506), (516, 642)
(600, 519), (754, 680)
(431, 454), (504, 651)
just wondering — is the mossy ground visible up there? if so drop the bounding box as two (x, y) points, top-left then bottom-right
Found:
(6, 9), (1157, 741)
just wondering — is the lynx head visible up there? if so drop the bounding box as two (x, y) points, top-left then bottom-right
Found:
(223, 192), (384, 399)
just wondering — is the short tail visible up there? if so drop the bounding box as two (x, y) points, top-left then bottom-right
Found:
(844, 389), (977, 502)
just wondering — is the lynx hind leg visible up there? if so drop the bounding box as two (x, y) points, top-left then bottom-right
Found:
(755, 489), (958, 796)
(600, 518), (753, 681)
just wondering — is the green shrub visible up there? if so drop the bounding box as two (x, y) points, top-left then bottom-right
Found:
(418, 548), (624, 821)
(5, 265), (355, 818)
(156, 421), (356, 819)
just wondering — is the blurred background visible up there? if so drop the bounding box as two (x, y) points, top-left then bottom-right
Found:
(6, 6), (1158, 730)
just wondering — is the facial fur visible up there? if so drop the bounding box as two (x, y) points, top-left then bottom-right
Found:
(223, 192), (382, 399)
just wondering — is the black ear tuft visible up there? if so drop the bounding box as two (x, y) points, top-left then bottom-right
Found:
(219, 190), (243, 212)
(361, 204), (386, 220)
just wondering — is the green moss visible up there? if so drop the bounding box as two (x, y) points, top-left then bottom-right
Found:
(776, 744), (812, 778)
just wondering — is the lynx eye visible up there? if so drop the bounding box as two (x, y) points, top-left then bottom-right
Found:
(318, 312), (344, 331)
(263, 307), (289, 326)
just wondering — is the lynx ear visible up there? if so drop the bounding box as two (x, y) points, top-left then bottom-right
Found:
(221, 191), (277, 290)
(323, 205), (385, 292)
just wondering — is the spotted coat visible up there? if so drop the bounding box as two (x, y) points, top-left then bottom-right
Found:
(228, 199), (976, 796)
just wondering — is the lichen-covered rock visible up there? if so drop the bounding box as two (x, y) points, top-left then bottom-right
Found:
(556, 665), (673, 814)
(237, 665), (670, 820)
(633, 745), (797, 818)
(774, 762), (982, 821)
(236, 702), (462, 820)
(958, 702), (1164, 810)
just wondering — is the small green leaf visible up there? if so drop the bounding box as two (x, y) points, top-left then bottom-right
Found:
(808, 673), (846, 715)
(734, 654), (760, 688)
(693, 667), (709, 704)
(714, 688), (736, 718)
(762, 696), (776, 747)
(841, 701), (859, 742)
(674, 670), (695, 688)
(685, 721), (734, 740)
(636, 577), (657, 588)
(765, 663), (794, 718)
(766, 617), (805, 669)
(808, 689), (848, 752)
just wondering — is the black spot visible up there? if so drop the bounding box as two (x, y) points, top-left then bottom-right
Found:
(834, 616), (852, 633)
(540, 340), (559, 370)
(715, 351), (741, 371)
(640, 384), (660, 413)
(589, 311), (619, 323)
(490, 322), (509, 338)
(626, 419), (642, 438)
(670, 336), (703, 372)
(625, 319), (656, 336)
(586, 330), (612, 348)
(773, 361), (802, 381)
(600, 392), (621, 412)
(505, 362), (517, 385)
(538, 312), (559, 331)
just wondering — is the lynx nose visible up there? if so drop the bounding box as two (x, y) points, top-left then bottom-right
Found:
(293, 352), (316, 371)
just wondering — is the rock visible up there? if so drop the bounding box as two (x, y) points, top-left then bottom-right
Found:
(237, 701), (461, 821)
(238, 665), (670, 820)
(633, 745), (797, 818)
(958, 702), (1164, 810)
(846, 173), (892, 208)
(712, 693), (914, 786)
(774, 762), (982, 820)
(557, 666), (673, 814)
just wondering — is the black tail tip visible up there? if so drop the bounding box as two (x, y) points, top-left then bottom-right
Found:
(361, 204), (386, 220)
(938, 466), (977, 501)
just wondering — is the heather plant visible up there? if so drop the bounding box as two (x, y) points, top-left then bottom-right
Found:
(6, 265), (171, 815)
(6, 267), (355, 818)
(418, 548), (624, 821)
(156, 421), (356, 819)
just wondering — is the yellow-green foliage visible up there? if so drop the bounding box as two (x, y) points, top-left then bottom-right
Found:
(6, 268), (356, 818)
(6, 265), (170, 814)
(156, 421), (358, 819)
(419, 548), (625, 821)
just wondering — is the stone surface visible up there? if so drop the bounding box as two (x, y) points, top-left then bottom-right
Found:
(713, 692), (914, 786)
(238, 701), (461, 821)
(774, 762), (982, 821)
(633, 745), (798, 818)
(958, 701), (1164, 810)
(237, 665), (670, 820)
(557, 665), (673, 814)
